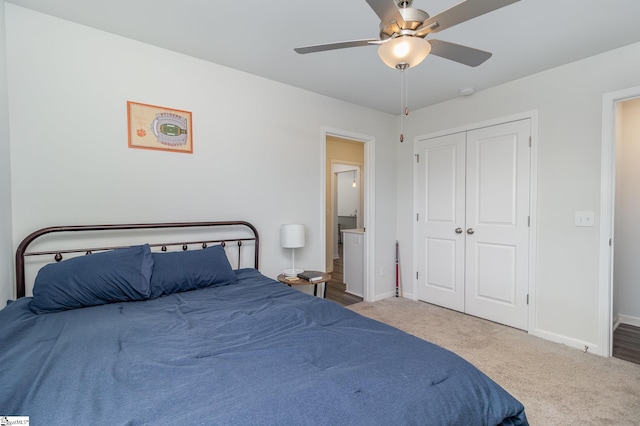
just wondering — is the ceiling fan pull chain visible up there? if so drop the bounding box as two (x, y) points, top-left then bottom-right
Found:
(405, 67), (410, 116)
(399, 68), (405, 142)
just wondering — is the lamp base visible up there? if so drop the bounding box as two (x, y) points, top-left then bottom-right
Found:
(283, 268), (303, 278)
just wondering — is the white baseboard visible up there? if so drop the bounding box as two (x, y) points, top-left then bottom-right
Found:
(613, 316), (622, 332)
(371, 291), (414, 302)
(399, 290), (414, 300)
(530, 328), (602, 356)
(373, 291), (395, 301)
(619, 314), (640, 328)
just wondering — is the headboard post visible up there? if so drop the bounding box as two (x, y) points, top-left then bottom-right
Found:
(15, 221), (260, 299)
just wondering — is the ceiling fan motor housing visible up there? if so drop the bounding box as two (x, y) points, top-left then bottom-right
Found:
(379, 7), (430, 39)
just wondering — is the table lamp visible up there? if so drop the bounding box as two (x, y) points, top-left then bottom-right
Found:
(281, 224), (305, 277)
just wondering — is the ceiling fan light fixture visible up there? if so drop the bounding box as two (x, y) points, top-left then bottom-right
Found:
(378, 36), (431, 70)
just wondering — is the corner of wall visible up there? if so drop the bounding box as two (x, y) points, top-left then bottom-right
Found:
(0, 0), (16, 306)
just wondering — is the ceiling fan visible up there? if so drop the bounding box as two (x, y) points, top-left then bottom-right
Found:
(294, 0), (520, 70)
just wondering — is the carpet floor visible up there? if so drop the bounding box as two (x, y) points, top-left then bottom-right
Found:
(347, 297), (640, 425)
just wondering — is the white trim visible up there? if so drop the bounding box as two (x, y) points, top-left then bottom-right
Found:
(613, 316), (621, 332)
(600, 85), (640, 357)
(619, 314), (640, 328)
(527, 112), (539, 337)
(373, 290), (396, 301)
(414, 111), (538, 142)
(321, 126), (376, 302)
(412, 110), (538, 334)
(530, 327), (598, 354)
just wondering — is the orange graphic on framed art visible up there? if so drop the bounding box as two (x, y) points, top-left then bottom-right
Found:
(127, 101), (193, 153)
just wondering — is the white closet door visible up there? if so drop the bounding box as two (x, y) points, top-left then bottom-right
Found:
(414, 119), (531, 330)
(464, 120), (530, 330)
(415, 132), (466, 312)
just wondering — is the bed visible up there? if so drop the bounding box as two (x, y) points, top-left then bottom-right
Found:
(0, 221), (528, 425)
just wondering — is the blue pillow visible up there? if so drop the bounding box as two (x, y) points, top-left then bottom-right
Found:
(30, 244), (154, 314)
(149, 245), (237, 298)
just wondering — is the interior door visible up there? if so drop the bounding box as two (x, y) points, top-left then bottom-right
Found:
(415, 132), (466, 312)
(464, 120), (530, 330)
(414, 119), (531, 330)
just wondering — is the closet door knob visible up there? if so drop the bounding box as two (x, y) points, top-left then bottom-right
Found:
(455, 228), (463, 234)
(466, 228), (475, 235)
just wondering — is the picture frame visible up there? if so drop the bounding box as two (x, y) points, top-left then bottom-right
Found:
(127, 101), (193, 154)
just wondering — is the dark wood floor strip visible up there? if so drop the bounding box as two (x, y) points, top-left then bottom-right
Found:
(613, 323), (640, 365)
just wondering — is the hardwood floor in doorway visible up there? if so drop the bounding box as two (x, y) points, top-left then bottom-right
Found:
(326, 244), (363, 307)
(613, 323), (640, 365)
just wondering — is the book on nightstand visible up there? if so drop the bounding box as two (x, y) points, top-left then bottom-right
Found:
(297, 270), (324, 282)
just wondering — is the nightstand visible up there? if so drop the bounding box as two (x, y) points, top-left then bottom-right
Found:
(277, 273), (331, 298)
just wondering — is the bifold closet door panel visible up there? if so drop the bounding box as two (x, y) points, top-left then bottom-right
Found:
(415, 132), (466, 312)
(464, 119), (531, 330)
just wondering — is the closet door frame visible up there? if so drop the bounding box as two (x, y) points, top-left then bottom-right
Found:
(412, 111), (538, 334)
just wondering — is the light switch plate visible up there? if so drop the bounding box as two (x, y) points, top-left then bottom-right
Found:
(575, 211), (595, 227)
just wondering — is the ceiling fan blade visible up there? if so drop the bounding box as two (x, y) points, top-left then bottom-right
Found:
(366, 0), (405, 29)
(419, 0), (520, 34)
(427, 39), (492, 67)
(294, 39), (381, 54)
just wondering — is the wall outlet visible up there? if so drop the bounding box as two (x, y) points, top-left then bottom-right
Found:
(575, 211), (595, 227)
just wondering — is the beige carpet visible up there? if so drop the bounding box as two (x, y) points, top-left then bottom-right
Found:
(347, 297), (640, 425)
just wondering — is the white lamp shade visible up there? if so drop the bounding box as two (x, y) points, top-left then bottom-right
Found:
(280, 224), (305, 248)
(378, 36), (431, 69)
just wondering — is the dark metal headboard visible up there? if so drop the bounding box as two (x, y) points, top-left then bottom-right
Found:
(15, 221), (260, 298)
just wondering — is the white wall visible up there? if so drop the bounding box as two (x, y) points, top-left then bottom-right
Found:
(398, 41), (640, 353)
(0, 0), (14, 305)
(614, 97), (640, 325)
(3, 5), (398, 305)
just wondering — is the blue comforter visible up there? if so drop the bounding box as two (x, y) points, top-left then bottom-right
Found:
(0, 269), (527, 425)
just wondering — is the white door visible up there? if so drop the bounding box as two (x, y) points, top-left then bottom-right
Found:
(415, 132), (466, 312)
(415, 119), (531, 330)
(464, 120), (530, 329)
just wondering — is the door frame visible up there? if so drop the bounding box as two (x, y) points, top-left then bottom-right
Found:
(333, 164), (362, 259)
(322, 126), (375, 302)
(599, 85), (640, 357)
(412, 110), (538, 333)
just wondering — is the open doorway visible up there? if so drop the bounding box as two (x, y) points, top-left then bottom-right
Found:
(324, 134), (368, 305)
(612, 97), (640, 363)
(334, 167), (361, 251)
(600, 85), (640, 359)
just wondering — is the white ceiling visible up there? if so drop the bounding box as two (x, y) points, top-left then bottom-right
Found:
(6, 0), (640, 115)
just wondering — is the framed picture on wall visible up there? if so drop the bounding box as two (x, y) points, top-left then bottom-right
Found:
(127, 101), (193, 153)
